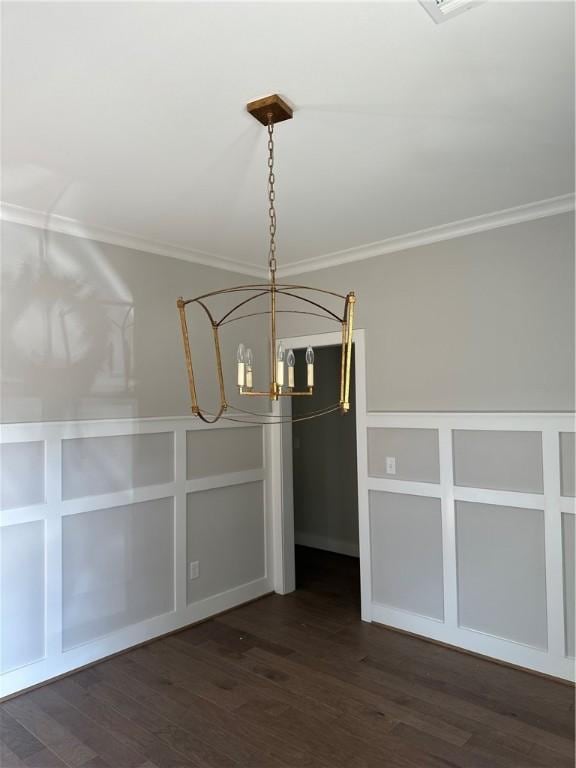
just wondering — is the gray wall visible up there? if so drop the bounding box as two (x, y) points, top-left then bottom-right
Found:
(455, 501), (547, 649)
(186, 426), (262, 479)
(368, 428), (439, 483)
(1, 221), (268, 423)
(370, 491), (444, 620)
(62, 432), (174, 499)
(292, 346), (359, 557)
(187, 482), (265, 603)
(62, 497), (175, 650)
(283, 213), (575, 412)
(453, 430), (543, 493)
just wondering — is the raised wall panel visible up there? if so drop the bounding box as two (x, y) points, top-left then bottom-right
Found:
(62, 433), (174, 500)
(456, 501), (547, 649)
(62, 498), (174, 649)
(453, 430), (543, 493)
(0, 441), (44, 510)
(562, 513), (575, 657)
(186, 427), (262, 479)
(187, 482), (265, 603)
(560, 433), (575, 498)
(367, 428), (440, 483)
(370, 491), (444, 620)
(1, 521), (45, 672)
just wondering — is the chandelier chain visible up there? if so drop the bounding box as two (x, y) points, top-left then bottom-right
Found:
(267, 115), (277, 275)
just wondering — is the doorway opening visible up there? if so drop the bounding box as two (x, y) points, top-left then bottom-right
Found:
(270, 329), (371, 622)
(291, 345), (360, 612)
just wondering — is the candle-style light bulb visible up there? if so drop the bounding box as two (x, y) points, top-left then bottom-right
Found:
(286, 349), (295, 388)
(306, 345), (314, 387)
(276, 342), (285, 387)
(245, 348), (254, 390)
(237, 343), (246, 387)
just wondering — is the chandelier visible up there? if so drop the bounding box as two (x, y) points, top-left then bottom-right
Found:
(177, 94), (355, 424)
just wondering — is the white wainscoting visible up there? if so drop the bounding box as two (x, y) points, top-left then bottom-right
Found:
(367, 412), (575, 682)
(0, 417), (270, 698)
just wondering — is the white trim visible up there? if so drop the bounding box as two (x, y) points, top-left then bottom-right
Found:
(371, 602), (574, 682)
(453, 486), (545, 510)
(0, 202), (266, 279)
(0, 416), (270, 698)
(0, 505), (49, 527)
(367, 481), (549, 510)
(367, 412), (575, 431)
(368, 477), (441, 498)
(0, 415), (259, 443)
(279, 397), (296, 595)
(185, 469), (265, 494)
(367, 413), (575, 682)
(354, 331), (372, 621)
(294, 531), (360, 558)
(278, 195), (575, 277)
(3, 194), (573, 280)
(174, 427), (188, 614)
(542, 429), (566, 659)
(58, 484), (179, 519)
(44, 437), (62, 660)
(439, 427), (458, 629)
(266, 406), (291, 595)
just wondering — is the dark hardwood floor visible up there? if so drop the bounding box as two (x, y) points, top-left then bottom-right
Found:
(2, 546), (574, 768)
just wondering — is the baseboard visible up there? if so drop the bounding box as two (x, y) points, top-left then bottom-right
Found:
(0, 576), (272, 700)
(295, 531), (360, 558)
(371, 601), (575, 683)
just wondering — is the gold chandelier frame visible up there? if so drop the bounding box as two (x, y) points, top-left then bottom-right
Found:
(177, 283), (355, 423)
(177, 94), (355, 425)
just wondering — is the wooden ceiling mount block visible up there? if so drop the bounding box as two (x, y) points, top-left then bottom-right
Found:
(246, 94), (293, 125)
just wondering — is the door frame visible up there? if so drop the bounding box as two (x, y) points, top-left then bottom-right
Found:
(265, 328), (372, 622)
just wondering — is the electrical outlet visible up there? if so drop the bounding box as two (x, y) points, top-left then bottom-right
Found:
(386, 456), (396, 475)
(189, 561), (200, 580)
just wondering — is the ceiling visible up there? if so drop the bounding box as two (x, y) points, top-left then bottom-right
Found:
(2, 1), (574, 275)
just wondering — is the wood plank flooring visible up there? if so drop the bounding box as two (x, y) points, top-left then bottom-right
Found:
(2, 546), (574, 767)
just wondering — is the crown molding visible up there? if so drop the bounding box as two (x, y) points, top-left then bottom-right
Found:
(0, 202), (267, 279)
(277, 194), (575, 277)
(2, 194), (573, 280)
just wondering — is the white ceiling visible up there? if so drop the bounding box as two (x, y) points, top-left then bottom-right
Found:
(2, 1), (574, 275)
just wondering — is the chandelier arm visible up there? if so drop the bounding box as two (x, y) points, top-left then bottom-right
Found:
(212, 324), (228, 410)
(217, 402), (344, 424)
(180, 285), (272, 305)
(194, 404), (227, 424)
(226, 402), (338, 417)
(177, 298), (200, 413)
(216, 290), (271, 326)
(340, 319), (347, 407)
(218, 309), (341, 328)
(178, 298), (228, 418)
(275, 290), (344, 323)
(193, 299), (218, 326)
(275, 284), (350, 300)
(342, 294), (356, 411)
(181, 284), (349, 306)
